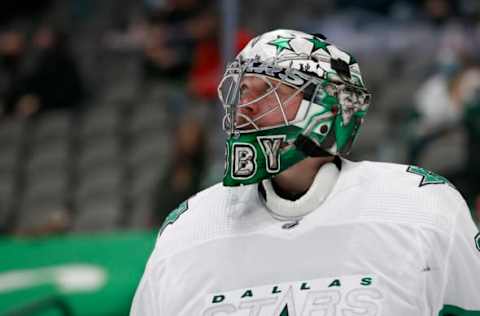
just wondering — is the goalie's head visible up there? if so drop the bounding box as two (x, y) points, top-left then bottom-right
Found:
(218, 29), (370, 186)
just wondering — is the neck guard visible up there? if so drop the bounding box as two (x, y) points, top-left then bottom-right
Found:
(258, 161), (340, 221)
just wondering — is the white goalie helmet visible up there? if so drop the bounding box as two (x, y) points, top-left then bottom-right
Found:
(218, 29), (371, 186)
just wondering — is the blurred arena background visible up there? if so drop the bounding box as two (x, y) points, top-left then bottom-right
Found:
(0, 0), (479, 314)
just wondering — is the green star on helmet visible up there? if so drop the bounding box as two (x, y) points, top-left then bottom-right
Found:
(306, 36), (329, 54)
(267, 36), (295, 54)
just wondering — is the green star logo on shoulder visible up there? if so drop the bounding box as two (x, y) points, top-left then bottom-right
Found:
(267, 36), (295, 54)
(406, 166), (452, 187)
(306, 36), (329, 54)
(158, 200), (189, 236)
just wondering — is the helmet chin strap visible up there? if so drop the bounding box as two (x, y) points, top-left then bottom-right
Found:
(294, 135), (332, 157)
(258, 161), (340, 221)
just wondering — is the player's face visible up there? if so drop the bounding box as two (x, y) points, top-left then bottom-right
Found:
(236, 76), (303, 130)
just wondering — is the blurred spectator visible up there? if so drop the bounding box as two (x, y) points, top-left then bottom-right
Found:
(408, 62), (480, 203)
(187, 11), (251, 101)
(2, 26), (86, 118)
(0, 28), (28, 117)
(152, 116), (207, 226)
(24, 26), (85, 115)
(142, 0), (215, 83)
(463, 70), (480, 202)
(412, 68), (462, 137)
(408, 29), (479, 147)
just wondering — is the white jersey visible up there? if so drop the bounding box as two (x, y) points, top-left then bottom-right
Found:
(130, 160), (480, 316)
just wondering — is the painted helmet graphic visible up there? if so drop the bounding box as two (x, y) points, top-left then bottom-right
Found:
(218, 29), (371, 186)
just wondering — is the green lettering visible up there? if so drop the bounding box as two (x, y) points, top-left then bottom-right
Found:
(272, 286), (282, 294)
(328, 279), (341, 287)
(212, 295), (225, 303)
(241, 290), (253, 298)
(300, 282), (311, 290)
(361, 277), (372, 286)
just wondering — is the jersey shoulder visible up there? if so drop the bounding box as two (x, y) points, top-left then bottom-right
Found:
(150, 182), (257, 260)
(342, 160), (466, 230)
(156, 182), (225, 236)
(358, 160), (457, 199)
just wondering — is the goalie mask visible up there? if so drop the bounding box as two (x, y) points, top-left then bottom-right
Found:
(218, 29), (370, 186)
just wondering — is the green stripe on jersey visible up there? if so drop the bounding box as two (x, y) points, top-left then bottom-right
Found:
(439, 305), (480, 316)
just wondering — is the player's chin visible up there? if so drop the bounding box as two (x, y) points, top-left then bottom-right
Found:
(235, 120), (257, 131)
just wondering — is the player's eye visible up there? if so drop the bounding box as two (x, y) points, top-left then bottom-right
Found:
(239, 84), (248, 98)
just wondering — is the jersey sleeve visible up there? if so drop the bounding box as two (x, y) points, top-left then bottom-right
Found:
(130, 199), (192, 315)
(440, 199), (480, 315)
(130, 251), (167, 316)
(130, 272), (155, 316)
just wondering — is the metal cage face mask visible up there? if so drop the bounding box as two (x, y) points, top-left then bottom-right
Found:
(218, 62), (312, 136)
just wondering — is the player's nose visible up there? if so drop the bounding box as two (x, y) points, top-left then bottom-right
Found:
(238, 103), (258, 119)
